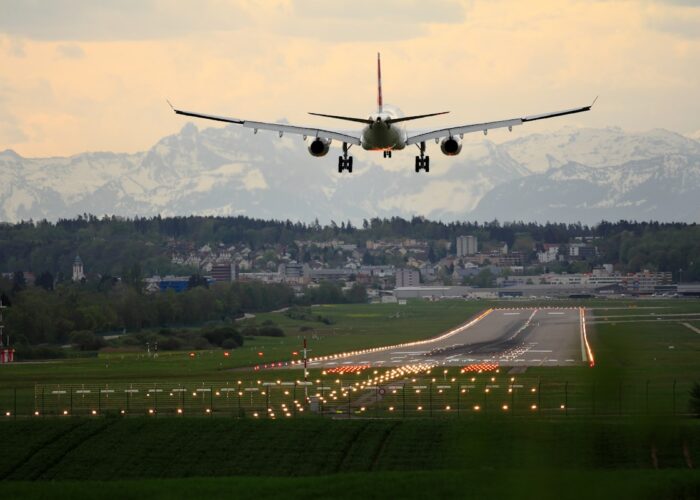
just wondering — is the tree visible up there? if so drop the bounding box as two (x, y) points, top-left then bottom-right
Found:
(427, 243), (437, 264)
(35, 271), (54, 291)
(473, 268), (495, 288)
(188, 274), (209, 289)
(345, 283), (368, 303)
(690, 381), (700, 417)
(12, 271), (26, 292)
(69, 330), (105, 351)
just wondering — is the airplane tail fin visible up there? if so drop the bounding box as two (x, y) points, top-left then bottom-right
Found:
(377, 52), (383, 113)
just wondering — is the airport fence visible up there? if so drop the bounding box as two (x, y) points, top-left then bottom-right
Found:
(0, 376), (697, 419)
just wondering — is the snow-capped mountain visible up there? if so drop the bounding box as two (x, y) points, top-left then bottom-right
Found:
(498, 126), (700, 173)
(1, 124), (699, 224)
(470, 154), (700, 223)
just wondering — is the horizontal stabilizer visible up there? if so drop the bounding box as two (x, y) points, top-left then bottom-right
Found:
(387, 111), (449, 124)
(308, 112), (372, 124)
(309, 111), (449, 125)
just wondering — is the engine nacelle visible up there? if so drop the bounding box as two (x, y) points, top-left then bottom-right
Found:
(307, 137), (331, 157)
(440, 136), (462, 156)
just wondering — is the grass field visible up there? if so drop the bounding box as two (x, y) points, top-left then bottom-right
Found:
(0, 301), (489, 389)
(3, 298), (700, 389)
(2, 299), (700, 498)
(1, 299), (700, 417)
(0, 418), (698, 498)
(3, 470), (700, 500)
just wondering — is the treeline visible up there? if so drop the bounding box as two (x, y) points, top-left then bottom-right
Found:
(0, 277), (367, 347)
(1, 215), (700, 280)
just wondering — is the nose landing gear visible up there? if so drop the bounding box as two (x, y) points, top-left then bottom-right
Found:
(415, 141), (429, 172)
(383, 150), (392, 159)
(338, 142), (353, 173)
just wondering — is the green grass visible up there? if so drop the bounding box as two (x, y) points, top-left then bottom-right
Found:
(3, 469), (700, 500)
(2, 299), (700, 417)
(1, 417), (699, 481)
(1, 418), (699, 499)
(0, 301), (488, 389)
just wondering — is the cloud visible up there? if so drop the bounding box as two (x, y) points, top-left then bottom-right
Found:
(2, 37), (26, 57)
(652, 0), (700, 6)
(56, 44), (85, 59)
(0, 0), (248, 40)
(0, 0), (699, 157)
(292, 0), (466, 23)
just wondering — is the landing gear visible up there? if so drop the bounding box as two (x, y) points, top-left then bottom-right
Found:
(383, 150), (392, 159)
(415, 141), (429, 172)
(338, 156), (353, 173)
(338, 142), (353, 173)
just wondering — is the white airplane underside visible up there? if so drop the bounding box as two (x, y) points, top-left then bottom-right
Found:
(170, 54), (595, 173)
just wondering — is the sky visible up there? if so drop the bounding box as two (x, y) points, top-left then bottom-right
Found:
(1, 0), (699, 157)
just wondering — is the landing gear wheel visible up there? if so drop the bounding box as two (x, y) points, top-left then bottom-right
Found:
(338, 156), (353, 173)
(414, 141), (429, 172)
(383, 150), (392, 159)
(338, 142), (353, 173)
(415, 155), (430, 172)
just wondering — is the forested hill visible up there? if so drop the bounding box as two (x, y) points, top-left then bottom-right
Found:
(1, 216), (700, 281)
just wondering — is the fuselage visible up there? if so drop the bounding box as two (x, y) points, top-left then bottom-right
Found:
(360, 110), (408, 151)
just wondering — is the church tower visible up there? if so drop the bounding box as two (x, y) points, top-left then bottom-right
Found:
(72, 255), (85, 282)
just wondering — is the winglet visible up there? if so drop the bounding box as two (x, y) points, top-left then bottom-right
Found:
(591, 96), (599, 108)
(166, 99), (175, 112)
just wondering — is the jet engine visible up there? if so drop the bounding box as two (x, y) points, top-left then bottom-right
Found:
(307, 137), (331, 157)
(440, 136), (462, 156)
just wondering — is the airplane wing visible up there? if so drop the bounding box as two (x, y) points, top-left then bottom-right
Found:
(405, 100), (596, 145)
(169, 103), (362, 146)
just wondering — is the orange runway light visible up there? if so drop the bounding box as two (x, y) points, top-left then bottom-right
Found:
(462, 363), (499, 372)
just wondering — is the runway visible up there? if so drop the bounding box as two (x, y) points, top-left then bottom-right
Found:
(307, 308), (586, 369)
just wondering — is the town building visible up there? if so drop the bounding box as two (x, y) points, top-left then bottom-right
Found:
(456, 235), (478, 257)
(396, 268), (420, 287)
(211, 262), (238, 282)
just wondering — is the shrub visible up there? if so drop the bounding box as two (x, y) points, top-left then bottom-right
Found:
(257, 326), (285, 337)
(242, 326), (259, 337)
(159, 337), (182, 351)
(690, 381), (700, 417)
(192, 337), (211, 350)
(202, 327), (243, 348)
(221, 338), (239, 349)
(14, 345), (67, 360)
(69, 330), (106, 351)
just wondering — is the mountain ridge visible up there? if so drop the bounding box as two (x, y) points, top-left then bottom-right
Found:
(1, 125), (698, 224)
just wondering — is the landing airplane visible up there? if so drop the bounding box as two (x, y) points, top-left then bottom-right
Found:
(170, 54), (595, 173)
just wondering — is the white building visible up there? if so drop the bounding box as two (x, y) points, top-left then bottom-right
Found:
(72, 255), (85, 282)
(396, 268), (420, 287)
(537, 245), (560, 263)
(456, 235), (478, 257)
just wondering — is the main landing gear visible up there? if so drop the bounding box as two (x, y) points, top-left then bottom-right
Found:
(338, 142), (353, 173)
(383, 150), (392, 158)
(415, 141), (429, 172)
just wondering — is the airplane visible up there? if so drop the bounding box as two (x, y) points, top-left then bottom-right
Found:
(169, 53), (595, 174)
